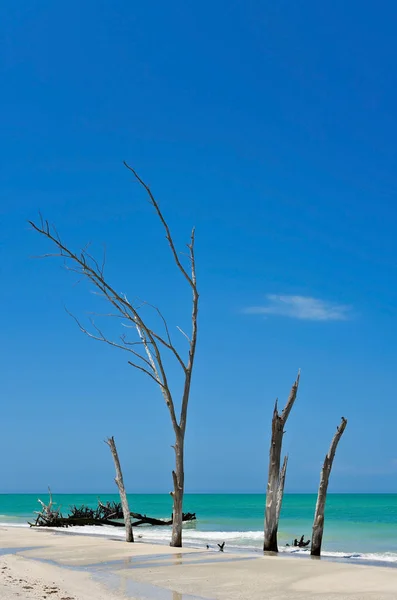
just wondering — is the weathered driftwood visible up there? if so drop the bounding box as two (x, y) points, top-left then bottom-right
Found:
(69, 500), (123, 520)
(29, 488), (62, 527)
(30, 162), (199, 548)
(311, 417), (347, 557)
(29, 494), (124, 528)
(29, 494), (196, 529)
(264, 373), (300, 552)
(31, 513), (196, 528)
(30, 515), (125, 528)
(96, 500), (123, 519)
(294, 535), (310, 548)
(276, 454), (288, 525)
(105, 436), (133, 542)
(130, 512), (196, 527)
(286, 535), (310, 548)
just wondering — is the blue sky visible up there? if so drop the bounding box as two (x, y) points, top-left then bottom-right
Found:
(1, 0), (397, 493)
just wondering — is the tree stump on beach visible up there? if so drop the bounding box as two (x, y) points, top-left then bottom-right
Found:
(264, 372), (300, 553)
(311, 418), (347, 557)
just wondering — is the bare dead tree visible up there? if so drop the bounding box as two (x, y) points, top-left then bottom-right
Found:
(311, 417), (347, 557)
(105, 436), (133, 542)
(29, 162), (199, 547)
(264, 372), (300, 552)
(275, 454), (288, 526)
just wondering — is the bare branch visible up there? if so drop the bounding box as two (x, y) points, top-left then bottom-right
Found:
(30, 253), (64, 259)
(30, 220), (139, 322)
(127, 360), (166, 386)
(65, 309), (156, 372)
(83, 248), (105, 279)
(31, 220), (176, 391)
(134, 299), (187, 373)
(189, 228), (197, 287)
(176, 326), (191, 343)
(124, 161), (195, 289)
(280, 370), (300, 424)
(101, 243), (106, 277)
(134, 318), (178, 428)
(31, 213), (183, 407)
(87, 312), (126, 319)
(120, 336), (149, 347)
(179, 228), (199, 433)
(137, 299), (173, 345)
(134, 319), (159, 377)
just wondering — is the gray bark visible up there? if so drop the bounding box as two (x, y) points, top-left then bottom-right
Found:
(311, 417), (347, 556)
(171, 430), (184, 547)
(264, 372), (300, 552)
(105, 436), (134, 543)
(276, 455), (288, 525)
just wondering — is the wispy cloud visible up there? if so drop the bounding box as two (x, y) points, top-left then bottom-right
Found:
(244, 294), (351, 321)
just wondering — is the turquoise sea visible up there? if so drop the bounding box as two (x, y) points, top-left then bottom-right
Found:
(1, 494), (397, 564)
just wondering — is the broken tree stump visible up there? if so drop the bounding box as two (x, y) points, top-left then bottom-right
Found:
(311, 417), (347, 557)
(264, 372), (300, 552)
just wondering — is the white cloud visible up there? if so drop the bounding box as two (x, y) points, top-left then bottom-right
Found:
(244, 294), (351, 321)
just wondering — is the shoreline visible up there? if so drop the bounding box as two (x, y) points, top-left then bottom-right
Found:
(3, 493), (397, 564)
(2, 520), (397, 569)
(1, 526), (397, 599)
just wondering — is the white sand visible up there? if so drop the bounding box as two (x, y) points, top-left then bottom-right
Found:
(1, 525), (397, 599)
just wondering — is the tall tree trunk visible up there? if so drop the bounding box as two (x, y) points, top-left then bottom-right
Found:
(264, 406), (283, 552)
(311, 417), (347, 556)
(171, 430), (184, 547)
(276, 455), (288, 525)
(30, 166), (199, 550)
(105, 436), (134, 543)
(264, 373), (300, 552)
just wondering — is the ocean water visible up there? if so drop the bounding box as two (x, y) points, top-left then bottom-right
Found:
(1, 493), (397, 564)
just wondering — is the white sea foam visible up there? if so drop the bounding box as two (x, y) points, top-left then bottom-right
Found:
(2, 522), (397, 565)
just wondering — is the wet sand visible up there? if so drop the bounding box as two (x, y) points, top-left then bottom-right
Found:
(1, 525), (397, 599)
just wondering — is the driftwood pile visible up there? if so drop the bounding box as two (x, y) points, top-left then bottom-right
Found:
(29, 492), (196, 529)
(285, 535), (311, 548)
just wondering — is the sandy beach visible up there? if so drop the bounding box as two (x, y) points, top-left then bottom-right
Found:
(1, 526), (397, 600)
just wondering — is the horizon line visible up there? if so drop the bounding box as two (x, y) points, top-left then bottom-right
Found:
(2, 491), (397, 495)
